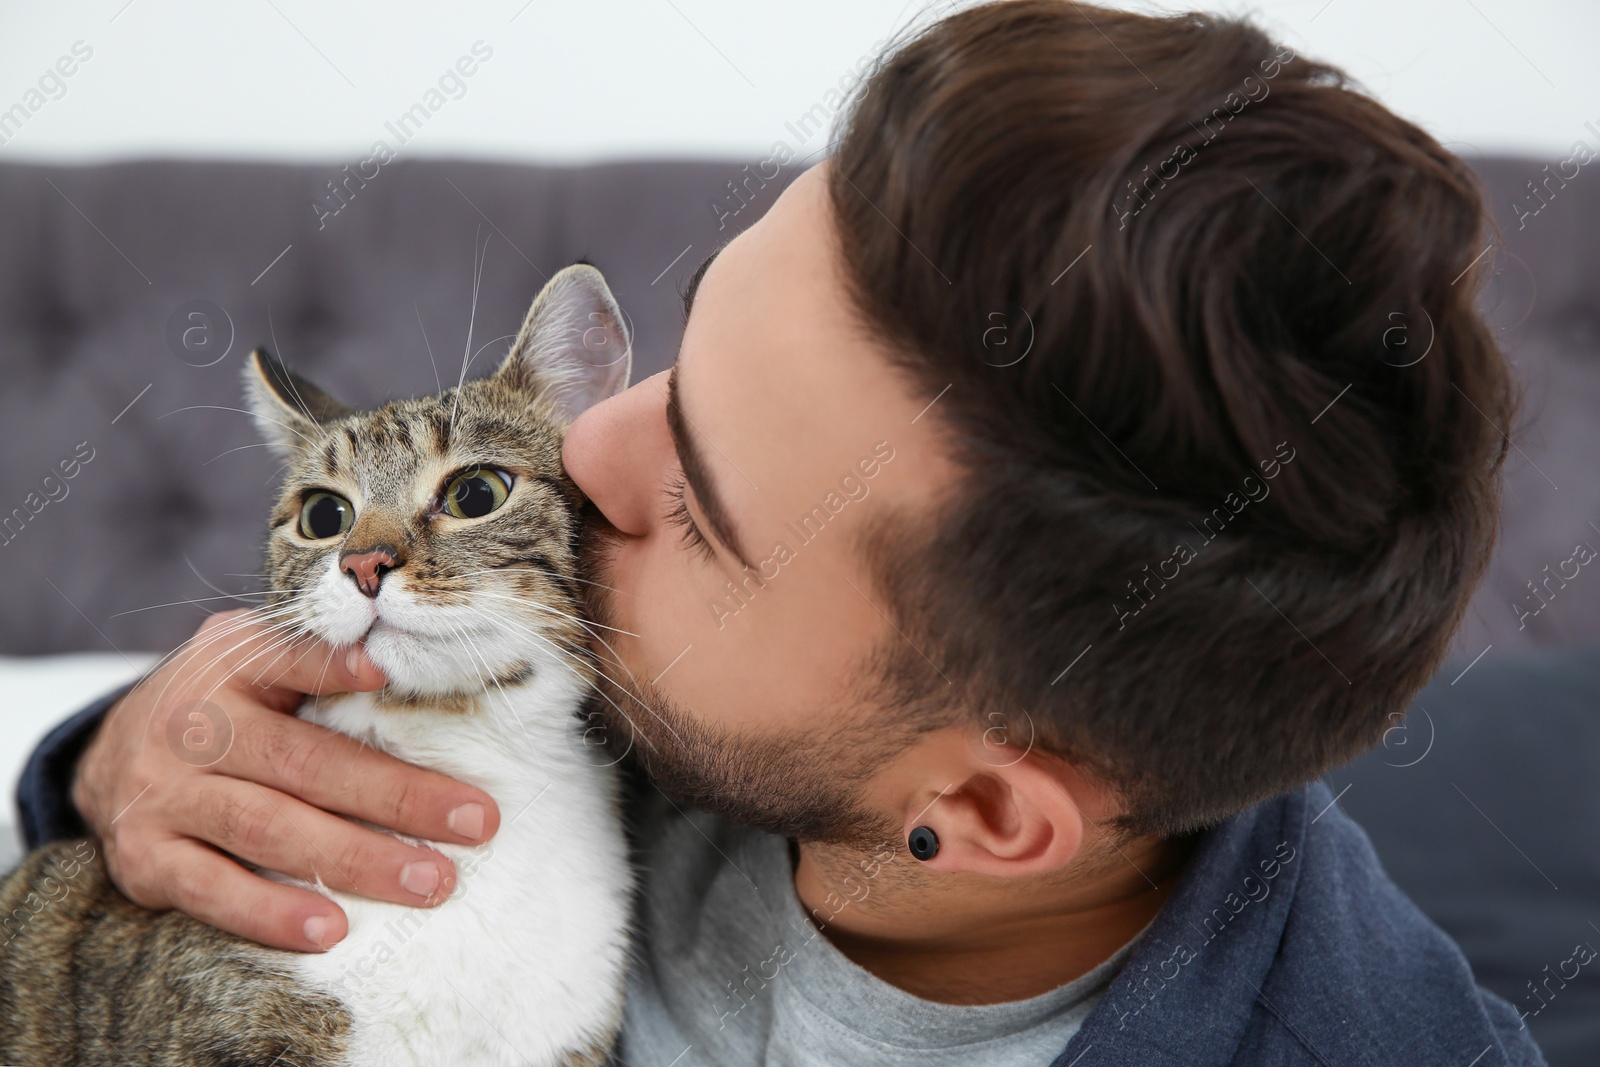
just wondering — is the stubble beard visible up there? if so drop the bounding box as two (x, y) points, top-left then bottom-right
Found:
(575, 504), (903, 850)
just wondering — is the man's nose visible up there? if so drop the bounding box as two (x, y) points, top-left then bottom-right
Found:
(340, 545), (401, 598)
(561, 369), (672, 538)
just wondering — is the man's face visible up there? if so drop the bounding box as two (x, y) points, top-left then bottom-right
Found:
(561, 162), (958, 846)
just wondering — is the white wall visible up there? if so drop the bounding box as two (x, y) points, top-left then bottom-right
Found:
(0, 0), (1594, 165)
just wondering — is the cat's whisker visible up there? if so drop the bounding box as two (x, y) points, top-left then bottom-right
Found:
(130, 603), (309, 693)
(470, 591), (638, 638)
(158, 404), (319, 451)
(253, 619), (350, 694)
(467, 610), (684, 753)
(447, 620), (534, 744)
(472, 333), (517, 362)
(466, 610), (600, 679)
(210, 637), (312, 705)
(185, 553), (270, 605)
(446, 567), (622, 595)
(465, 611), (664, 755)
(141, 613), (310, 720)
(460, 585), (627, 633)
(265, 309), (355, 462)
(194, 620), (316, 703)
(498, 596), (641, 640)
(201, 440), (283, 466)
(111, 586), (308, 632)
(459, 610), (601, 686)
(448, 228), (491, 443)
(415, 300), (444, 396)
(419, 616), (540, 752)
(110, 591), (274, 618)
(172, 605), (312, 682)
(565, 623), (666, 716)
(428, 591), (620, 668)
(299, 639), (344, 704)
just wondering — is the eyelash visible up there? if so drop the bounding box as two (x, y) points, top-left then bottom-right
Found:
(664, 475), (718, 563)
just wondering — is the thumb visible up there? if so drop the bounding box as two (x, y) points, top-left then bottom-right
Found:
(223, 624), (387, 697)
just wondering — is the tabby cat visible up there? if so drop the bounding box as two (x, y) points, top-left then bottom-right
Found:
(0, 265), (637, 1066)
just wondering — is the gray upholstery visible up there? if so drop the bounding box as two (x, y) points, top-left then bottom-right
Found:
(1, 156), (1595, 655)
(0, 158), (781, 654)
(1, 156), (1596, 1064)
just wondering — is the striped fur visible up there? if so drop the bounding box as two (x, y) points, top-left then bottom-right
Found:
(0, 265), (635, 1066)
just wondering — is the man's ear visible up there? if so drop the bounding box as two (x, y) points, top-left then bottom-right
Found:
(243, 347), (355, 459)
(896, 729), (1090, 879)
(495, 263), (632, 422)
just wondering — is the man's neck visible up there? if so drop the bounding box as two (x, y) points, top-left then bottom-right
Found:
(790, 830), (1200, 1005)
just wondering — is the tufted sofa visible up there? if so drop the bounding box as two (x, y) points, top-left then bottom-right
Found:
(0, 158), (759, 656)
(1, 156), (1597, 1063)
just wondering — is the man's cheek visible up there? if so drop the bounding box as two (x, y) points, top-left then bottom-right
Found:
(634, 539), (723, 646)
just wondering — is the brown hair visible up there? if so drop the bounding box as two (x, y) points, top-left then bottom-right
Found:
(831, 0), (1515, 838)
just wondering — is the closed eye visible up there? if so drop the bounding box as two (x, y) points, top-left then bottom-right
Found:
(663, 474), (717, 564)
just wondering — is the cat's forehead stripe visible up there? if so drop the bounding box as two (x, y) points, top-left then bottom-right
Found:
(266, 382), (587, 646)
(280, 382), (574, 510)
(429, 406), (451, 451)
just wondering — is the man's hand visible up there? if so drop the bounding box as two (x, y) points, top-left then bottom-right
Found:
(71, 608), (501, 952)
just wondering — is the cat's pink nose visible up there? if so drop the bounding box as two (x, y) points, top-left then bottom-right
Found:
(340, 546), (399, 598)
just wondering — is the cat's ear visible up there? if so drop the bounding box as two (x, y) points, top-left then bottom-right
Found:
(243, 348), (355, 457)
(495, 264), (632, 421)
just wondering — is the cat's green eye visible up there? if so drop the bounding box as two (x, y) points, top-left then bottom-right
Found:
(443, 468), (512, 519)
(299, 492), (353, 539)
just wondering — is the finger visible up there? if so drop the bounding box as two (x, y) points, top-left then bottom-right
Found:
(178, 777), (462, 908)
(231, 619), (386, 696)
(154, 836), (350, 952)
(180, 610), (386, 698)
(252, 636), (387, 698)
(219, 710), (500, 845)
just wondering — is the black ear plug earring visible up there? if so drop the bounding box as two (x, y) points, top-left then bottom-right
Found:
(908, 825), (939, 861)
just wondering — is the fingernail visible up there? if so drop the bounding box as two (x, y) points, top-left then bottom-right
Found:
(304, 914), (332, 950)
(447, 802), (485, 840)
(401, 860), (441, 898)
(345, 646), (365, 678)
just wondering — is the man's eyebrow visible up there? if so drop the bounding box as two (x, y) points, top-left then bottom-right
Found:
(680, 245), (723, 324)
(666, 362), (757, 571)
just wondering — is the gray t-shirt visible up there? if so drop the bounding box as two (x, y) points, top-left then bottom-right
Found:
(619, 796), (1149, 1067)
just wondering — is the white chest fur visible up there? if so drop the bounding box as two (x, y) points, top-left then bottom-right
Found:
(280, 666), (633, 1067)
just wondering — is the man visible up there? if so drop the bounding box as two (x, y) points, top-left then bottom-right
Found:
(18, 1), (1544, 1064)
